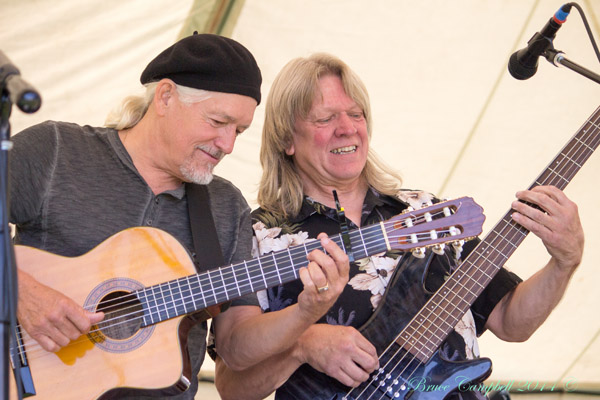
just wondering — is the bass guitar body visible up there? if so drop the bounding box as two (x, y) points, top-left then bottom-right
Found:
(10, 227), (210, 400)
(277, 253), (492, 400)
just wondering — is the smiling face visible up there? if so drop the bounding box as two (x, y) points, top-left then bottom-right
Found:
(160, 87), (257, 184)
(286, 74), (369, 194)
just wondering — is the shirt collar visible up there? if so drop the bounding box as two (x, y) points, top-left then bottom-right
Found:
(290, 187), (408, 225)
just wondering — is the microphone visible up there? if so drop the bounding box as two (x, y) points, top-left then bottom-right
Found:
(0, 50), (42, 113)
(508, 4), (572, 80)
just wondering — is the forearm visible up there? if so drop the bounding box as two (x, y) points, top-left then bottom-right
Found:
(214, 303), (317, 370)
(215, 347), (301, 400)
(487, 257), (577, 341)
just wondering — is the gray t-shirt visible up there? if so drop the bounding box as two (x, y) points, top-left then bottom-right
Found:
(10, 120), (258, 399)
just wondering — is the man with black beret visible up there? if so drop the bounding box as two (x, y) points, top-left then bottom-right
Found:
(11, 33), (350, 399)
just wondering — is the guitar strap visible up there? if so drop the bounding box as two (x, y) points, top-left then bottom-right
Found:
(185, 182), (225, 271)
(186, 183), (228, 319)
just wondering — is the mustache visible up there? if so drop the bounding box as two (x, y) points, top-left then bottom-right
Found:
(197, 145), (224, 161)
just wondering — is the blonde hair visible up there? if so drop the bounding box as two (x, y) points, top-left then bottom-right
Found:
(258, 53), (402, 218)
(105, 82), (212, 130)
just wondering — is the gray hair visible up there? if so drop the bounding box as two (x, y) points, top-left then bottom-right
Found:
(105, 82), (212, 130)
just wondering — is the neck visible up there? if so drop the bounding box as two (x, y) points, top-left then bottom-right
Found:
(304, 179), (368, 226)
(119, 118), (183, 195)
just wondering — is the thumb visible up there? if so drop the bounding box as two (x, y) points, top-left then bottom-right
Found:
(87, 311), (105, 324)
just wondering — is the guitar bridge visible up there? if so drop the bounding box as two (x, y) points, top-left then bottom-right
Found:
(10, 325), (36, 397)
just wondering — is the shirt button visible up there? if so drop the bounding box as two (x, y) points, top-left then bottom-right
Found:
(147, 220), (153, 225)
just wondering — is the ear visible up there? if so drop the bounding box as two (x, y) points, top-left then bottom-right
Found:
(154, 79), (176, 116)
(284, 141), (295, 156)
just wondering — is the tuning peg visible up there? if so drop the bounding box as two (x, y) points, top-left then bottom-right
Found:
(433, 243), (445, 255)
(452, 239), (465, 253)
(412, 247), (426, 258)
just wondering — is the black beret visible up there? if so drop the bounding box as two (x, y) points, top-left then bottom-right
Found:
(140, 33), (262, 104)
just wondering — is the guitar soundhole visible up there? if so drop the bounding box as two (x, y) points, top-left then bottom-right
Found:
(95, 291), (144, 340)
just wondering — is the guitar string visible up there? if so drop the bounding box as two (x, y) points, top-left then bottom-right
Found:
(12, 221), (451, 359)
(17, 105), (600, 372)
(13, 208), (465, 358)
(351, 112), (600, 400)
(346, 214), (524, 400)
(352, 211), (524, 400)
(12, 223), (453, 359)
(348, 109), (600, 400)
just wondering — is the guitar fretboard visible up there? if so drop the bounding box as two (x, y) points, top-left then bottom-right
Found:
(136, 223), (388, 326)
(398, 105), (600, 362)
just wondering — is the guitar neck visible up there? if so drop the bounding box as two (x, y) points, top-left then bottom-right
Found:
(399, 105), (600, 362)
(136, 223), (389, 326)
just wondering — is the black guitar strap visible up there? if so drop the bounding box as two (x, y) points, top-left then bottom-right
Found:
(185, 183), (225, 271)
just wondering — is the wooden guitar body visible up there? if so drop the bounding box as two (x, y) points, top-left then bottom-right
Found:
(8, 197), (484, 399)
(11, 227), (206, 400)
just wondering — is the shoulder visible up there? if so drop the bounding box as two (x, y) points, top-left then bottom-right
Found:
(13, 121), (115, 150)
(205, 176), (250, 221)
(207, 176), (247, 204)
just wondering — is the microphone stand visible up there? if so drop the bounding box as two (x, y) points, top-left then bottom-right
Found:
(0, 79), (18, 400)
(545, 47), (600, 84)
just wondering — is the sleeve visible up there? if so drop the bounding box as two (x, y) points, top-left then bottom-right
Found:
(9, 122), (58, 225)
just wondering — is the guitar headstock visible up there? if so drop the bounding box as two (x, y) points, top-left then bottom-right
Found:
(383, 197), (485, 256)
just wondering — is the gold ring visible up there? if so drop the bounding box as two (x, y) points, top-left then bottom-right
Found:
(317, 283), (330, 293)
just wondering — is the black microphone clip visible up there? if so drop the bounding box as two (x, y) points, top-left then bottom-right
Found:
(332, 190), (355, 263)
(508, 4), (572, 80)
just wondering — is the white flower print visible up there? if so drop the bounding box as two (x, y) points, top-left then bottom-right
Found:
(252, 221), (312, 256)
(454, 311), (480, 359)
(348, 255), (400, 309)
(395, 190), (435, 209)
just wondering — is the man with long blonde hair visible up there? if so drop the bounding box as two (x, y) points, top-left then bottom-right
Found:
(213, 53), (583, 400)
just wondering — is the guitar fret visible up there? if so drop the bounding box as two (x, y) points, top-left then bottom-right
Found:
(158, 283), (170, 320)
(394, 105), (600, 369)
(177, 278), (189, 314)
(168, 281), (179, 316)
(574, 134), (596, 152)
(244, 258), (254, 293)
(286, 248), (295, 282)
(218, 267), (225, 301)
(546, 166), (570, 185)
(232, 263), (242, 297)
(137, 290), (151, 326)
(130, 196), (484, 331)
(358, 229), (368, 258)
(208, 270), (219, 305)
(186, 275), (198, 311)
(195, 274), (208, 309)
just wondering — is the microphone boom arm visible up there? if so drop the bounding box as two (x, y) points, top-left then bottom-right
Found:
(545, 47), (600, 85)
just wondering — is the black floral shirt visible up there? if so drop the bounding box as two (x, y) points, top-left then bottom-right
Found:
(252, 188), (522, 399)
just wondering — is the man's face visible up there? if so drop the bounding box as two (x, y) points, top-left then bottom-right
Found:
(162, 90), (257, 184)
(287, 74), (369, 191)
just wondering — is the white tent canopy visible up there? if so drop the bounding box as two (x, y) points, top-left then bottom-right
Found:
(2, 0), (600, 396)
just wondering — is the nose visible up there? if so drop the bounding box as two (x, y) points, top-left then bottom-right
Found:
(214, 126), (237, 155)
(335, 112), (358, 135)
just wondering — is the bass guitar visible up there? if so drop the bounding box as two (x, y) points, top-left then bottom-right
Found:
(9, 197), (484, 400)
(278, 104), (600, 400)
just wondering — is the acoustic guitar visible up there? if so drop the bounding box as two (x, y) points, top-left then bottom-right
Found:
(9, 197), (485, 400)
